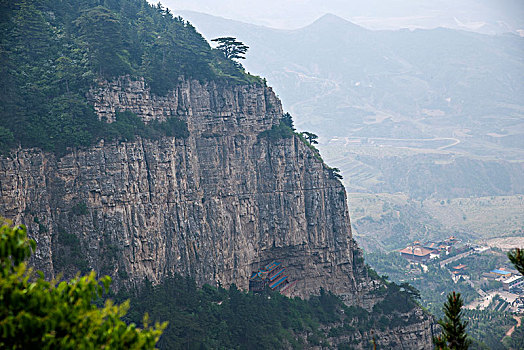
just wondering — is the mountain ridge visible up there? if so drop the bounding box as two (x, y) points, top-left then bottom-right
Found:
(298, 13), (366, 32)
(167, 0), (524, 34)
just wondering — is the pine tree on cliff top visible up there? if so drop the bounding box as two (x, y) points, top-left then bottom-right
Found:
(211, 37), (249, 60)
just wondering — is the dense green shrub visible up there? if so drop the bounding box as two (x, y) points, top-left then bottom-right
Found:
(53, 227), (89, 274)
(104, 111), (189, 143)
(0, 219), (165, 348)
(258, 121), (295, 141)
(71, 202), (88, 216)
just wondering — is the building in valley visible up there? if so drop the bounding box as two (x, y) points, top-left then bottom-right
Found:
(399, 245), (433, 263)
(503, 275), (523, 292)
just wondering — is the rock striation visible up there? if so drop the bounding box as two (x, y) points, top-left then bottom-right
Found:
(0, 77), (433, 348)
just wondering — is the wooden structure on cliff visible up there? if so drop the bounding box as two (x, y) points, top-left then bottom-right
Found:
(249, 261), (296, 295)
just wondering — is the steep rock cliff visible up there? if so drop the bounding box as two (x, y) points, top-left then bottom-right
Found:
(0, 77), (433, 348)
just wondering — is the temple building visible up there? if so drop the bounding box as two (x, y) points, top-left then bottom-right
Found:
(249, 261), (295, 295)
(399, 246), (433, 263)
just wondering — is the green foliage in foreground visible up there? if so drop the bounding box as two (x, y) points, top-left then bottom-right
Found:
(0, 220), (166, 349)
(118, 276), (421, 349)
(434, 292), (471, 350)
(0, 0), (259, 154)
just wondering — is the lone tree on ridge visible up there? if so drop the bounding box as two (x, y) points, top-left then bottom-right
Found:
(301, 131), (318, 145)
(211, 37), (248, 60)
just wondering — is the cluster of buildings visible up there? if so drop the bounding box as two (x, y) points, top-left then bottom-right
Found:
(484, 269), (524, 293)
(397, 237), (524, 315)
(398, 236), (462, 263)
(249, 261), (295, 295)
(487, 271), (524, 313)
(448, 261), (524, 292)
(503, 275), (524, 292)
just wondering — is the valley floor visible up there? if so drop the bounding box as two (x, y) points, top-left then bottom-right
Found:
(364, 247), (524, 349)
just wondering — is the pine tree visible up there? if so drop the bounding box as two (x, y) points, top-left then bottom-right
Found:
(211, 37), (248, 60)
(74, 6), (131, 76)
(301, 131), (319, 144)
(281, 112), (295, 130)
(508, 248), (524, 275)
(434, 291), (471, 350)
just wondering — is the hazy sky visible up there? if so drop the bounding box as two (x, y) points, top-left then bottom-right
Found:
(158, 0), (523, 33)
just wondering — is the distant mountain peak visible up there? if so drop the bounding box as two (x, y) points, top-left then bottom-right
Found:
(303, 13), (365, 32)
(316, 13), (348, 23)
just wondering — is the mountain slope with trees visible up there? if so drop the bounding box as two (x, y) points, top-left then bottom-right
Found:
(0, 1), (439, 348)
(0, 0), (259, 154)
(117, 274), (425, 349)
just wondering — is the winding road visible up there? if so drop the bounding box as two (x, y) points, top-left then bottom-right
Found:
(505, 316), (521, 337)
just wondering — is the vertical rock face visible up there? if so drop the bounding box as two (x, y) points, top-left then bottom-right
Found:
(0, 78), (354, 294)
(0, 77), (433, 348)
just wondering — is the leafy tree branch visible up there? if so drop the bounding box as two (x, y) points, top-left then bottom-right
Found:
(0, 219), (166, 349)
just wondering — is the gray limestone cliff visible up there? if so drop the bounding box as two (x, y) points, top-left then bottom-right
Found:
(0, 77), (433, 348)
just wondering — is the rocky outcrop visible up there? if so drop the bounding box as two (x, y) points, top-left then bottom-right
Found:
(0, 77), (433, 348)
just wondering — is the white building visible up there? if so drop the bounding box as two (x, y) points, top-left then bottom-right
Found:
(503, 275), (523, 291)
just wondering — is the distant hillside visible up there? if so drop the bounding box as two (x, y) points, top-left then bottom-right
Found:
(179, 11), (523, 143)
(166, 0), (524, 34)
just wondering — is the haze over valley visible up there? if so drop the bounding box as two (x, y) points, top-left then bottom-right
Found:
(165, 0), (524, 34)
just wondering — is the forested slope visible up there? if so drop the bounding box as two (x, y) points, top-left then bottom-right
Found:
(0, 0), (259, 154)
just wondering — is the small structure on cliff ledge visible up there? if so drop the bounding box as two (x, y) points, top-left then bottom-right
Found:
(249, 261), (296, 295)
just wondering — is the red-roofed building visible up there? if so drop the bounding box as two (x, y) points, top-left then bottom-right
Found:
(451, 264), (469, 283)
(249, 260), (294, 294)
(424, 242), (438, 250)
(452, 264), (467, 273)
(399, 246), (433, 263)
(423, 242), (441, 257)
